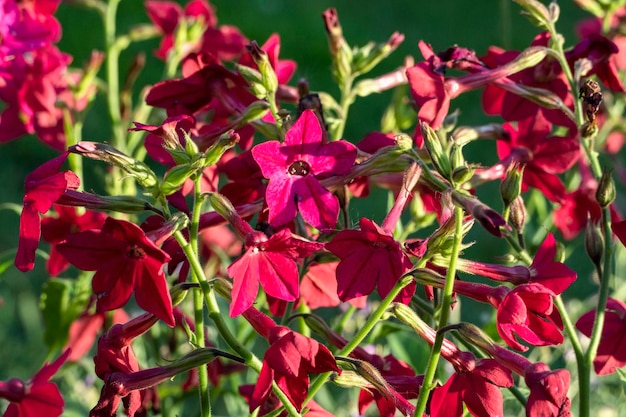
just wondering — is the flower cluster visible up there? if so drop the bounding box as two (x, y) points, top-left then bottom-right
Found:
(4, 1), (626, 417)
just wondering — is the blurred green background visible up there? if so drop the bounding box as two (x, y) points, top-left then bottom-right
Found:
(3, 0), (619, 415)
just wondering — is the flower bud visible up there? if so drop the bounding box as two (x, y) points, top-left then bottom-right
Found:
(330, 370), (370, 389)
(585, 218), (604, 268)
(202, 130), (239, 167)
(452, 191), (507, 237)
(170, 282), (198, 306)
(509, 196), (527, 232)
(514, 0), (554, 30)
(500, 163), (524, 207)
(234, 63), (266, 98)
(451, 164), (475, 185)
(394, 133), (414, 151)
(246, 41), (278, 94)
(69, 142), (158, 189)
(239, 101), (271, 124)
(392, 302), (430, 336)
(421, 122), (451, 179)
(336, 357), (391, 398)
(161, 164), (198, 196)
(453, 322), (496, 352)
(208, 192), (255, 237)
(352, 31), (404, 76)
(596, 169), (616, 208)
(451, 123), (505, 146)
(322, 8), (352, 84)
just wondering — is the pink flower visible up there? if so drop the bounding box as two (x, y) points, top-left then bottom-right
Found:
(576, 298), (626, 375)
(0, 0), (61, 56)
(0, 349), (70, 417)
(251, 109), (356, 231)
(250, 326), (340, 413)
(227, 228), (323, 317)
(326, 217), (414, 302)
(15, 152), (80, 272)
(57, 217), (175, 326)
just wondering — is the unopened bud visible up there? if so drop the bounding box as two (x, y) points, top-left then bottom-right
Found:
(246, 41), (278, 94)
(234, 63), (266, 98)
(69, 141), (158, 189)
(392, 302), (430, 337)
(203, 130), (239, 167)
(208, 192), (254, 237)
(454, 322), (496, 352)
(500, 163), (524, 207)
(161, 164), (198, 196)
(239, 101), (271, 124)
(394, 133), (414, 151)
(596, 169), (615, 207)
(352, 31), (404, 76)
(509, 196), (527, 232)
(585, 218), (604, 268)
(452, 124), (505, 146)
(421, 122), (451, 179)
(170, 282), (198, 306)
(514, 0), (553, 30)
(336, 357), (391, 398)
(322, 8), (352, 84)
(451, 164), (475, 185)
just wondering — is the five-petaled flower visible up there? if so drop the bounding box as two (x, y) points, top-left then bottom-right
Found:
(251, 109), (356, 231)
(0, 349), (70, 417)
(57, 217), (175, 326)
(326, 217), (414, 302)
(249, 326), (340, 413)
(524, 362), (572, 417)
(15, 152), (80, 272)
(576, 298), (626, 375)
(227, 228), (323, 317)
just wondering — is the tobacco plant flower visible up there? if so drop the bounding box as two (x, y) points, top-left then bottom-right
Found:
(15, 152), (80, 272)
(496, 113), (579, 203)
(524, 363), (572, 417)
(227, 228), (323, 317)
(576, 298), (626, 375)
(249, 326), (340, 413)
(453, 232), (577, 295)
(41, 205), (106, 276)
(239, 33), (297, 87)
(57, 217), (175, 326)
(251, 109), (356, 231)
(0, 349), (69, 417)
(326, 217), (414, 302)
(0, 0), (62, 56)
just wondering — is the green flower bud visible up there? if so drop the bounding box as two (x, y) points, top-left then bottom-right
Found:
(161, 164), (198, 196)
(421, 122), (451, 179)
(500, 163), (524, 207)
(596, 169), (616, 208)
(509, 196), (527, 232)
(246, 41), (278, 94)
(585, 218), (604, 269)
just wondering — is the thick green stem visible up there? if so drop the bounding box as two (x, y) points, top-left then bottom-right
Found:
(413, 206), (463, 417)
(330, 77), (355, 140)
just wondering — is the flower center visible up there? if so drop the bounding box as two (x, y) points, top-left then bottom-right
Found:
(127, 244), (146, 259)
(287, 160), (311, 176)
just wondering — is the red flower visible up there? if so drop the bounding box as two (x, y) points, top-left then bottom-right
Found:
(576, 298), (626, 375)
(451, 281), (563, 351)
(524, 363), (572, 417)
(57, 217), (175, 326)
(430, 353), (513, 417)
(497, 113), (579, 203)
(455, 233), (577, 295)
(566, 34), (625, 93)
(0, 0), (61, 56)
(481, 33), (574, 128)
(326, 217), (414, 302)
(0, 349), (70, 417)
(41, 205), (106, 276)
(227, 228), (323, 317)
(249, 326), (340, 413)
(252, 109), (356, 231)
(130, 115), (196, 166)
(15, 152), (80, 272)
(145, 0), (216, 60)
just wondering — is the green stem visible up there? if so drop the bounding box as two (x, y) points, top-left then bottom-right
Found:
(331, 77), (355, 140)
(413, 206), (463, 417)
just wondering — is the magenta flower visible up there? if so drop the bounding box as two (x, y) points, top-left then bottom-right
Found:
(15, 152), (80, 272)
(57, 217), (175, 326)
(227, 228), (323, 317)
(250, 326), (340, 413)
(41, 205), (106, 276)
(576, 298), (626, 375)
(251, 109), (356, 231)
(524, 363), (572, 417)
(0, 349), (70, 417)
(130, 115), (196, 165)
(326, 217), (414, 301)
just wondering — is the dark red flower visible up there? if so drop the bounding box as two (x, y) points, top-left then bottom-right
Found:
(576, 298), (626, 375)
(481, 33), (575, 128)
(326, 217), (414, 302)
(57, 217), (175, 326)
(524, 363), (572, 417)
(497, 113), (579, 203)
(239, 385), (332, 417)
(566, 34), (625, 93)
(455, 233), (577, 295)
(251, 109), (356, 231)
(0, 349), (70, 417)
(41, 205), (106, 276)
(430, 353), (513, 417)
(227, 228), (323, 317)
(249, 326), (340, 413)
(15, 152), (80, 272)
(64, 309), (129, 362)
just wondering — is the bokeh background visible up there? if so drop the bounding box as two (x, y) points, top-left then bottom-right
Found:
(3, 0), (622, 415)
